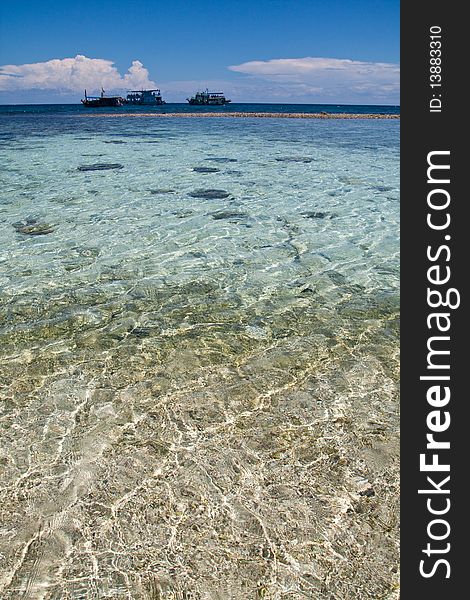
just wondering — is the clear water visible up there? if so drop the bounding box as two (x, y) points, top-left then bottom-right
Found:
(0, 106), (400, 599)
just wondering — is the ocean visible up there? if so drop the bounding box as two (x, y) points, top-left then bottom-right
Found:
(0, 104), (400, 599)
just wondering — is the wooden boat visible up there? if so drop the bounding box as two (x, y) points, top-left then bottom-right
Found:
(81, 88), (126, 107)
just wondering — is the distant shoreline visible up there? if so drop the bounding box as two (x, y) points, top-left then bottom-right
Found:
(79, 111), (399, 120)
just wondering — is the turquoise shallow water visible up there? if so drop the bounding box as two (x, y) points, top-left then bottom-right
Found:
(1, 115), (399, 299)
(0, 109), (399, 599)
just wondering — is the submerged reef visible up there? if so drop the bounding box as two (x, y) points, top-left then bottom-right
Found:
(77, 163), (124, 171)
(192, 167), (221, 173)
(13, 218), (56, 236)
(188, 189), (231, 199)
(82, 112), (400, 120)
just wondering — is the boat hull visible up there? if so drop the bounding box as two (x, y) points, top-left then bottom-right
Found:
(187, 99), (231, 105)
(126, 99), (166, 105)
(81, 97), (125, 107)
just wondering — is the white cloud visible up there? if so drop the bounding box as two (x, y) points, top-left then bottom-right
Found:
(0, 55), (156, 93)
(228, 57), (400, 102)
(0, 54), (399, 104)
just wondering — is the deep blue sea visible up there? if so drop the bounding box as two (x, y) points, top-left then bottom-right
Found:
(0, 102), (400, 115)
(0, 103), (400, 598)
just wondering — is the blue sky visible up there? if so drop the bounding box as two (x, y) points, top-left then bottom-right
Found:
(0, 0), (400, 104)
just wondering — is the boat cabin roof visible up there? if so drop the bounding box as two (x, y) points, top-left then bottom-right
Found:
(85, 95), (122, 100)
